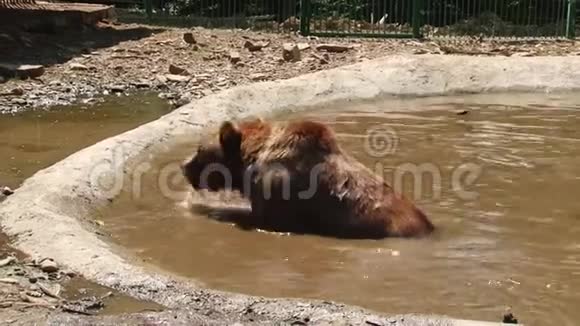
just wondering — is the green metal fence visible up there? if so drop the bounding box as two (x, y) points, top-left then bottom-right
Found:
(302, 0), (575, 39)
(121, 0), (576, 39)
(119, 0), (301, 31)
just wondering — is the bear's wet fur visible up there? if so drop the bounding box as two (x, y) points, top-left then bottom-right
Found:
(182, 118), (434, 239)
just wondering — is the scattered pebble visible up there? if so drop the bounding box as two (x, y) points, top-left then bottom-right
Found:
(168, 64), (189, 75)
(282, 43), (301, 62)
(228, 51), (241, 64)
(503, 311), (519, 324)
(316, 43), (353, 53)
(183, 32), (196, 45)
(0, 255), (17, 267)
(39, 258), (59, 273)
(70, 63), (90, 71)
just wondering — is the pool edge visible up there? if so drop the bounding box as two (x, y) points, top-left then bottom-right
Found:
(1, 53), (570, 324)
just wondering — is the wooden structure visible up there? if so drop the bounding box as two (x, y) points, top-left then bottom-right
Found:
(0, 0), (115, 29)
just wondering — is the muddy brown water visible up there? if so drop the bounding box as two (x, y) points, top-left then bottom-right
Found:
(98, 92), (580, 325)
(0, 93), (173, 189)
(0, 93), (172, 314)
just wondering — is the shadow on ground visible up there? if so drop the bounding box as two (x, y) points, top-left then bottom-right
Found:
(0, 23), (165, 68)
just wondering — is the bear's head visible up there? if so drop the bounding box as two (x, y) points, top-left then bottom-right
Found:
(182, 121), (245, 192)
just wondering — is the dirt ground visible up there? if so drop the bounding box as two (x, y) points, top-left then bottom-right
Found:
(2, 21), (580, 113)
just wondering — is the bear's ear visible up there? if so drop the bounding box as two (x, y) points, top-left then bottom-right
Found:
(219, 121), (242, 156)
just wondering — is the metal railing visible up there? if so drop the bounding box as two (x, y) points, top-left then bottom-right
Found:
(119, 0), (576, 39)
(119, 0), (301, 31)
(302, 0), (574, 39)
(0, 0), (36, 6)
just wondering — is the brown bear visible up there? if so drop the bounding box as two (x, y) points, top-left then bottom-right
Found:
(181, 118), (434, 239)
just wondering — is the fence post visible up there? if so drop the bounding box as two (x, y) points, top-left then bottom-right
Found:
(412, 0), (424, 38)
(144, 0), (152, 21)
(567, 0), (577, 39)
(300, 0), (311, 36)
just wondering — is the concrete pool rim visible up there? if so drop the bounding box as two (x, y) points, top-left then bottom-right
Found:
(2, 54), (577, 324)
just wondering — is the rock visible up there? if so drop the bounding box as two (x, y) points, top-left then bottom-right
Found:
(228, 51), (241, 64)
(70, 63), (89, 71)
(1, 186), (14, 196)
(0, 277), (19, 284)
(316, 44), (353, 53)
(11, 98), (26, 105)
(165, 74), (190, 83)
(155, 74), (168, 84)
(38, 282), (62, 299)
(16, 64), (44, 79)
(10, 87), (24, 96)
(244, 40), (269, 52)
(312, 53), (330, 64)
(502, 312), (518, 324)
(39, 259), (59, 273)
(0, 76), (4, 83)
(131, 80), (151, 88)
(65, 270), (77, 278)
(297, 43), (310, 51)
(0, 256), (17, 267)
(183, 32), (196, 44)
(249, 73), (268, 81)
(108, 85), (125, 93)
(282, 43), (301, 62)
(169, 64), (189, 75)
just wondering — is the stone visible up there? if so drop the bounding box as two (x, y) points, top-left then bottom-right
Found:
(0, 256), (17, 267)
(16, 64), (44, 79)
(183, 32), (196, 44)
(70, 63), (89, 71)
(155, 74), (168, 84)
(297, 43), (310, 51)
(1, 87), (24, 96)
(282, 43), (301, 62)
(168, 64), (189, 75)
(39, 259), (59, 273)
(228, 51), (241, 64)
(1, 186), (14, 196)
(108, 85), (125, 93)
(249, 73), (268, 81)
(316, 44), (353, 53)
(131, 80), (152, 88)
(165, 74), (190, 83)
(312, 53), (330, 65)
(244, 40), (269, 52)
(11, 98), (26, 105)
